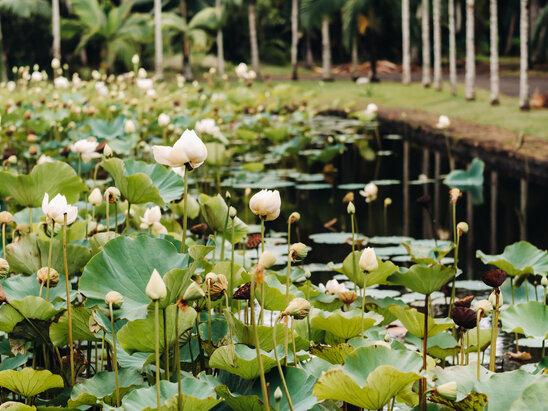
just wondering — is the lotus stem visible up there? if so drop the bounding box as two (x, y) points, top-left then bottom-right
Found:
(46, 221), (55, 302)
(126, 202), (131, 234)
(114, 201), (118, 234)
(181, 169), (189, 253)
(260, 217), (265, 254)
(273, 315), (294, 411)
(175, 307), (182, 411)
(109, 302), (120, 406)
(291, 318), (298, 366)
(163, 308), (170, 380)
(448, 207), (459, 315)
(2, 223), (6, 259)
(250, 271), (269, 410)
(154, 299), (161, 409)
(229, 219), (235, 307)
(284, 219), (292, 360)
(63, 215), (75, 386)
(100, 331), (105, 372)
(259, 217), (265, 325)
(106, 202), (110, 233)
(360, 275), (367, 338)
(207, 281), (212, 346)
(29, 207), (32, 233)
(489, 289), (500, 372)
(477, 311), (481, 380)
(420, 293), (429, 411)
(220, 198), (230, 261)
(510, 277), (515, 304)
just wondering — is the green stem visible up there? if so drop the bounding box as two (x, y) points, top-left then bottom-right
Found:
(291, 318), (298, 366)
(259, 217), (265, 325)
(100, 332), (105, 372)
(46, 221), (55, 302)
(154, 300), (161, 409)
(284, 220), (292, 359)
(420, 293), (429, 411)
(126, 203), (131, 234)
(489, 291), (500, 372)
(229, 219), (235, 307)
(207, 282), (212, 346)
(63, 216), (75, 386)
(175, 307), (182, 411)
(2, 223), (6, 259)
(273, 316), (294, 411)
(250, 272), (269, 410)
(260, 217), (265, 254)
(221, 199), (230, 261)
(163, 309), (170, 380)
(106, 202), (110, 233)
(114, 202), (118, 234)
(477, 311), (481, 380)
(361, 275), (367, 337)
(181, 169), (189, 253)
(109, 303), (120, 407)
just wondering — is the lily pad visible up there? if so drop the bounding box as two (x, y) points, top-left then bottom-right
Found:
(310, 308), (382, 340)
(388, 305), (454, 338)
(476, 241), (548, 277)
(209, 344), (279, 379)
(388, 264), (456, 295)
(0, 368), (63, 397)
(499, 301), (548, 338)
(336, 250), (398, 288)
(402, 241), (455, 265)
(309, 232), (366, 245)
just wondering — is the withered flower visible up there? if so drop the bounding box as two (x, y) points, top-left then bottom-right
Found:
(454, 295), (474, 308)
(482, 269), (508, 288)
(246, 233), (262, 249)
(450, 306), (477, 330)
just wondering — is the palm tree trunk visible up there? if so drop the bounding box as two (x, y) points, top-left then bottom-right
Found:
(216, 0), (225, 76)
(490, 0), (499, 105)
(504, 12), (517, 55)
(351, 37), (359, 81)
(305, 32), (313, 69)
(291, 0), (298, 80)
(0, 16), (6, 82)
(433, 0), (442, 90)
(421, 0), (431, 87)
(321, 16), (332, 81)
(154, 0), (163, 78)
(402, 0), (411, 85)
(248, 0), (260, 77)
(465, 0), (475, 100)
(519, 0), (529, 109)
(181, 0), (193, 80)
(449, 0), (457, 95)
(52, 0), (61, 61)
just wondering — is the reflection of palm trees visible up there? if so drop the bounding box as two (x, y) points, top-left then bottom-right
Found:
(0, 0), (52, 80)
(433, 0), (441, 90)
(53, 0), (61, 61)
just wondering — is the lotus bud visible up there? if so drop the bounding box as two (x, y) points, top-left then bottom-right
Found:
(288, 212), (300, 224)
(104, 187), (121, 203)
(541, 275), (548, 287)
(282, 297), (311, 320)
(37, 267), (59, 287)
(258, 251), (276, 269)
(51, 58), (60, 70)
(457, 222), (469, 236)
(0, 258), (9, 276)
(183, 281), (205, 301)
(131, 54), (140, 65)
(475, 299), (493, 315)
(105, 291), (124, 308)
(8, 155), (17, 165)
(290, 242), (308, 262)
(244, 188), (252, 197)
(274, 387), (283, 402)
(359, 247), (379, 272)
(225, 191), (231, 201)
(124, 119), (136, 134)
(249, 189), (281, 221)
(449, 188), (462, 204)
(205, 272), (218, 285)
(103, 144), (113, 157)
(488, 289), (502, 308)
(342, 192), (354, 203)
(229, 206), (237, 219)
(88, 188), (102, 207)
(435, 381), (457, 401)
(158, 113), (170, 127)
(0, 211), (14, 225)
(304, 269), (311, 279)
(347, 201), (355, 215)
(145, 269), (167, 300)
(384, 197), (392, 207)
(338, 290), (358, 305)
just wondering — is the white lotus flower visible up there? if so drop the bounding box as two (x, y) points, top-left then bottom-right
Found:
(359, 182), (378, 203)
(51, 58), (61, 70)
(146, 269), (167, 300)
(235, 63), (248, 79)
(54, 76), (69, 89)
(243, 70), (257, 81)
(140, 206), (162, 229)
(146, 89), (157, 98)
(136, 78), (153, 91)
(124, 119), (136, 134)
(359, 247), (379, 272)
(131, 54), (140, 65)
(158, 113), (170, 127)
(249, 189), (281, 221)
(436, 115), (451, 129)
(319, 279), (347, 295)
(152, 129), (208, 169)
(31, 71), (43, 82)
(88, 188), (102, 207)
(42, 193), (78, 225)
(6, 81), (16, 91)
(37, 154), (53, 165)
(195, 119), (220, 136)
(365, 103), (378, 115)
(70, 139), (101, 163)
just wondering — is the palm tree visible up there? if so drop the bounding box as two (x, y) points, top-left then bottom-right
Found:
(63, 0), (150, 72)
(52, 0), (61, 61)
(449, 0), (456, 95)
(248, 0), (260, 77)
(490, 0), (499, 105)
(421, 0), (431, 87)
(154, 0), (163, 78)
(180, 0), (192, 80)
(465, 0), (475, 100)
(519, 0), (529, 109)
(291, 0), (298, 80)
(0, 0), (51, 81)
(402, 0), (411, 85)
(433, 0), (442, 90)
(216, 0), (224, 76)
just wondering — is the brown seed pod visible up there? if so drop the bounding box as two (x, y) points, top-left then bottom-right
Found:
(454, 295), (474, 308)
(232, 282), (255, 300)
(450, 306), (477, 330)
(246, 233), (262, 249)
(95, 141), (107, 153)
(190, 223), (208, 236)
(482, 269), (508, 288)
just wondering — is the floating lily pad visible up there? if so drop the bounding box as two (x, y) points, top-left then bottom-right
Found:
(369, 236), (413, 245)
(476, 241), (548, 277)
(444, 158), (485, 205)
(309, 232), (366, 245)
(295, 183), (332, 190)
(402, 241), (455, 265)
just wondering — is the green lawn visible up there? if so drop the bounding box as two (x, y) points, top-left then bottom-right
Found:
(260, 80), (548, 139)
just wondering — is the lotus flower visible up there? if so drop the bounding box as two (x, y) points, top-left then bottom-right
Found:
(146, 269), (167, 300)
(195, 118), (220, 136)
(359, 182), (378, 203)
(42, 193), (78, 225)
(140, 206), (167, 234)
(249, 189), (281, 221)
(152, 129), (208, 169)
(319, 279), (347, 295)
(359, 247), (379, 272)
(436, 115), (451, 129)
(70, 139), (101, 163)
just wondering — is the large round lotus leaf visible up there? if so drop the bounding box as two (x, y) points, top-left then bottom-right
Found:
(254, 274), (299, 311)
(429, 363), (493, 401)
(475, 369), (544, 411)
(476, 241), (548, 277)
(388, 305), (454, 338)
(310, 308), (382, 340)
(0, 368), (63, 397)
(78, 236), (189, 320)
(122, 379), (220, 410)
(500, 301), (548, 338)
(49, 307), (99, 346)
(509, 379), (548, 411)
(0, 296), (61, 333)
(209, 344), (279, 379)
(335, 251), (398, 288)
(388, 264), (456, 295)
(198, 194), (248, 243)
(117, 304), (196, 354)
(0, 274), (76, 310)
(313, 346), (422, 410)
(309, 343), (356, 365)
(401, 241), (455, 265)
(0, 161), (87, 207)
(101, 158), (184, 206)
(69, 368), (143, 408)
(0, 401), (36, 410)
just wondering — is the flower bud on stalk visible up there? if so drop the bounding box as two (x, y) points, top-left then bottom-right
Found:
(289, 242), (308, 262)
(282, 298), (311, 320)
(37, 267), (59, 287)
(145, 269), (167, 300)
(105, 291), (124, 308)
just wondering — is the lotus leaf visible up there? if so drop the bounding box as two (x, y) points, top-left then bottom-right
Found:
(49, 307), (99, 346)
(337, 250), (398, 287)
(209, 344), (279, 379)
(443, 158), (484, 204)
(388, 305), (454, 338)
(509, 379), (548, 411)
(0, 296), (61, 334)
(402, 241), (455, 265)
(388, 264), (456, 295)
(476, 241), (548, 277)
(0, 368), (63, 397)
(198, 194), (248, 243)
(499, 301), (548, 338)
(310, 308), (382, 340)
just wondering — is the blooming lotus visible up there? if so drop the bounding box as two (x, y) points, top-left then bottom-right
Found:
(319, 279), (348, 295)
(359, 182), (378, 203)
(54, 76), (69, 89)
(249, 189), (281, 221)
(37, 154), (54, 165)
(365, 103), (378, 115)
(158, 113), (170, 127)
(235, 63), (248, 79)
(70, 139), (100, 163)
(152, 129), (208, 169)
(136, 78), (153, 91)
(195, 119), (220, 136)
(140, 206), (167, 234)
(42, 193), (78, 225)
(436, 115), (451, 129)
(146, 269), (167, 300)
